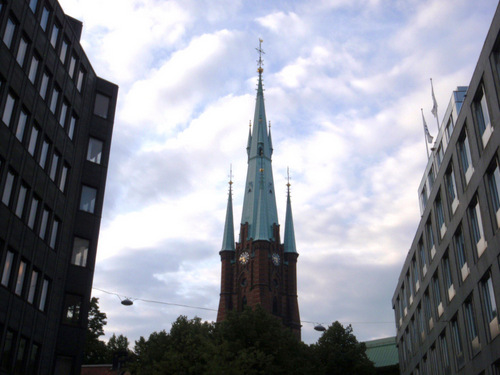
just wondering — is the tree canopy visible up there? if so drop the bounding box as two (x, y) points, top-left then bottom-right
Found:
(85, 301), (376, 374)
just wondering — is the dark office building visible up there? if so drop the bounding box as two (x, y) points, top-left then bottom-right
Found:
(0, 0), (117, 373)
(392, 4), (500, 375)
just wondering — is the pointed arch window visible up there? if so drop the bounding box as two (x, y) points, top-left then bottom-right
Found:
(242, 296), (247, 309)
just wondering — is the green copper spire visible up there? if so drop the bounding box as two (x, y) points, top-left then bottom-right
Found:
(284, 169), (297, 253)
(241, 39), (279, 240)
(221, 167), (235, 251)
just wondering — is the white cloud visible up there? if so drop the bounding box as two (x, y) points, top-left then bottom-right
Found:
(55, 0), (498, 346)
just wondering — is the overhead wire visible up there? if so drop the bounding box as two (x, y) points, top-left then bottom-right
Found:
(92, 287), (394, 326)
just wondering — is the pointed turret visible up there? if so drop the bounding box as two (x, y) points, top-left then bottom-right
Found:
(284, 169), (297, 253)
(240, 40), (279, 241)
(246, 121), (252, 157)
(221, 170), (235, 251)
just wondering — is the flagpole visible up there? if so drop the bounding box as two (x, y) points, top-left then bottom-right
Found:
(421, 108), (430, 158)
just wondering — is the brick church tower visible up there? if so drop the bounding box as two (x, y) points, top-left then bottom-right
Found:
(217, 41), (301, 338)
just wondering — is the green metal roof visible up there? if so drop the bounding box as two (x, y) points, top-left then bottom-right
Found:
(364, 337), (399, 368)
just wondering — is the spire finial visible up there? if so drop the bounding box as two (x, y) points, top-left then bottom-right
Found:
(229, 164), (233, 186)
(286, 167), (291, 192)
(256, 38), (265, 74)
(268, 121), (271, 132)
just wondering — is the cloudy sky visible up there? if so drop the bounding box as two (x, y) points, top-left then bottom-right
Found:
(59, 0), (498, 345)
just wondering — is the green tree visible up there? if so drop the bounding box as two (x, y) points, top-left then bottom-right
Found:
(312, 321), (375, 375)
(83, 297), (109, 364)
(107, 334), (133, 369)
(208, 305), (310, 375)
(130, 316), (215, 375)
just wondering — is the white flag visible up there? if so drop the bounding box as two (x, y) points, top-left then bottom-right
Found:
(422, 110), (433, 143)
(431, 79), (438, 118)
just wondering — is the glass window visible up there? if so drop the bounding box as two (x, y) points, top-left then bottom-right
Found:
(27, 196), (39, 229)
(445, 118), (454, 143)
(426, 221), (435, 255)
(1, 330), (14, 371)
(87, 138), (103, 164)
(71, 237), (89, 267)
(59, 39), (68, 63)
(443, 255), (453, 290)
(15, 110), (27, 141)
(15, 184), (27, 218)
(50, 24), (59, 48)
(59, 101), (67, 127)
(94, 93), (110, 118)
(16, 37), (28, 66)
(13, 337), (27, 374)
(40, 7), (49, 31)
(2, 170), (15, 206)
(2, 18), (15, 48)
(464, 298), (479, 344)
(27, 125), (39, 156)
(424, 290), (432, 329)
(50, 87), (59, 113)
(39, 208), (49, 239)
(436, 144), (444, 167)
(80, 186), (96, 213)
(481, 273), (498, 324)
(69, 55), (76, 78)
(49, 152), (59, 181)
(14, 261), (26, 295)
(412, 257), (419, 291)
(49, 218), (59, 249)
(39, 140), (49, 169)
(2, 92), (16, 126)
(63, 295), (82, 325)
(432, 275), (442, 316)
(27, 343), (40, 373)
(474, 85), (492, 138)
(488, 160), (500, 219)
(451, 318), (464, 368)
(58, 164), (68, 192)
(436, 196), (445, 232)
(419, 241), (427, 275)
(68, 114), (76, 139)
(76, 68), (85, 92)
(29, 0), (38, 13)
(39, 72), (49, 99)
(27, 270), (38, 304)
(469, 199), (486, 254)
(1, 250), (14, 287)
(445, 167), (459, 209)
(440, 333), (450, 371)
(28, 55), (39, 83)
(458, 132), (473, 183)
(39, 278), (49, 311)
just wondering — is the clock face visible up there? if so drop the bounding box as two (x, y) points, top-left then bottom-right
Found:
(272, 253), (280, 266)
(239, 251), (250, 265)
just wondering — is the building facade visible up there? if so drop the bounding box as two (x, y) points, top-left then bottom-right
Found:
(217, 45), (301, 338)
(392, 4), (500, 375)
(0, 0), (117, 374)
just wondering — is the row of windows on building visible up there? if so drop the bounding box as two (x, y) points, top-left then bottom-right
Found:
(399, 271), (498, 374)
(0, 325), (40, 374)
(420, 83), (495, 214)
(3, 0), (88, 95)
(1, 158), (101, 238)
(398, 172), (499, 329)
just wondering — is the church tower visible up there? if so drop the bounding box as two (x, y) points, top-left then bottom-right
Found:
(217, 40), (301, 338)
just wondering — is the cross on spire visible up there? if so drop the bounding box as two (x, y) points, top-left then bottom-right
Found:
(256, 38), (265, 74)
